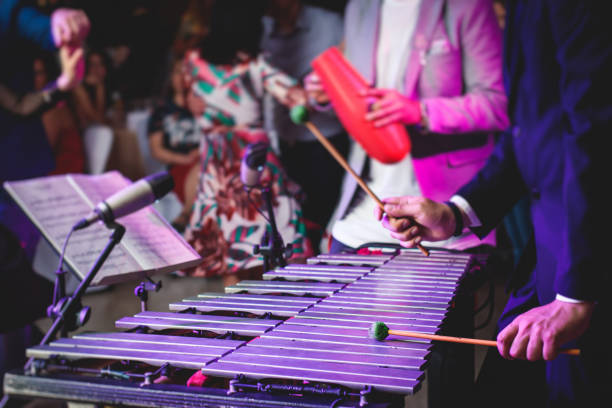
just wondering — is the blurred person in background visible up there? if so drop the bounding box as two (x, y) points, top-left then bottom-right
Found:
(260, 0), (348, 253)
(72, 48), (145, 179)
(1, 0), (88, 256)
(148, 59), (201, 232)
(181, 0), (311, 282)
(32, 53), (85, 175)
(71, 48), (115, 175)
(170, 0), (213, 63)
(1, 0), (88, 395)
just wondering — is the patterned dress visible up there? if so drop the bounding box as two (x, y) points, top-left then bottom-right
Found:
(183, 53), (311, 277)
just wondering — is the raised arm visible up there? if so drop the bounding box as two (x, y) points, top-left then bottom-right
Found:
(0, 1), (88, 49)
(0, 46), (83, 116)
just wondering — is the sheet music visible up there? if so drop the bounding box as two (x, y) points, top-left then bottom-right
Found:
(120, 208), (199, 270)
(4, 172), (201, 285)
(70, 172), (130, 205)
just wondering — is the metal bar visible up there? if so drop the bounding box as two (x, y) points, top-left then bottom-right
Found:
(50, 337), (236, 357)
(168, 300), (306, 317)
(262, 328), (432, 350)
(297, 311), (440, 329)
(247, 337), (429, 360)
(115, 313), (279, 336)
(232, 345), (424, 369)
(72, 332), (244, 348)
(27, 345), (216, 369)
(280, 264), (373, 273)
(195, 293), (321, 305)
(262, 271), (364, 283)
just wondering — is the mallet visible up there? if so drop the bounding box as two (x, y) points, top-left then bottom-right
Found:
(369, 321), (580, 356)
(290, 105), (429, 256)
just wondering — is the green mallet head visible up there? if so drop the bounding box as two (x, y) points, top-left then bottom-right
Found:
(289, 105), (309, 125)
(369, 321), (390, 341)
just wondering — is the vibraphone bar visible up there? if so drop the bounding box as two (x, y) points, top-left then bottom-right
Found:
(5, 248), (477, 407)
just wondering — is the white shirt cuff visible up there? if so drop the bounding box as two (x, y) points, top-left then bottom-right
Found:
(449, 195), (482, 227)
(555, 294), (586, 303)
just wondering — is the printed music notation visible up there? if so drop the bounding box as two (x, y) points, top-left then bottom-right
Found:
(3, 172), (202, 286)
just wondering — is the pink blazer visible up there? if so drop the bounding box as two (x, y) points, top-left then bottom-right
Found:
(332, 0), (509, 223)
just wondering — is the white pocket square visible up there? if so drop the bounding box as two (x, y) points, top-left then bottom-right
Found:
(429, 38), (451, 55)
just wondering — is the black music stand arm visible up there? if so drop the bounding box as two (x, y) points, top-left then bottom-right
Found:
(24, 221), (126, 371)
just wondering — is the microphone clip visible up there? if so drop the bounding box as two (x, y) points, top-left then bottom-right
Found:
(253, 228), (293, 271)
(241, 142), (292, 270)
(251, 184), (293, 270)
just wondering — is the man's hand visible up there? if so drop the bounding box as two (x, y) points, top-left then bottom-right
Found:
(56, 46), (84, 91)
(304, 71), (330, 105)
(375, 196), (455, 247)
(497, 299), (594, 361)
(284, 85), (308, 108)
(362, 88), (422, 127)
(51, 8), (90, 47)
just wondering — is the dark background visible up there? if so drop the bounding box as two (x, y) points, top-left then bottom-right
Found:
(33, 0), (348, 101)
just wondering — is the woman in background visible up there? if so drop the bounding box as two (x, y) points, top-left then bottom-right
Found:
(71, 49), (114, 175)
(72, 49), (145, 179)
(148, 59), (201, 232)
(183, 0), (310, 279)
(32, 53), (85, 175)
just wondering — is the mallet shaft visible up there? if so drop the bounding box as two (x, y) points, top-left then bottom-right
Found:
(387, 329), (580, 356)
(304, 121), (429, 257)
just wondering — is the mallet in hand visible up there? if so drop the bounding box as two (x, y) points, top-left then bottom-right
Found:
(290, 105), (429, 256)
(368, 321), (580, 356)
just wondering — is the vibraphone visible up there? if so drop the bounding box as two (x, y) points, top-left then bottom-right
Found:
(4, 248), (478, 407)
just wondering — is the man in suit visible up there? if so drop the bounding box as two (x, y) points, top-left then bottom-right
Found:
(377, 1), (611, 406)
(317, 0), (508, 254)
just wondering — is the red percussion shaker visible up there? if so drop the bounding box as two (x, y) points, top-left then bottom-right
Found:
(311, 47), (411, 164)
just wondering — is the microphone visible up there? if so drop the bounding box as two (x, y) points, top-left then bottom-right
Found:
(240, 142), (268, 188)
(74, 172), (174, 230)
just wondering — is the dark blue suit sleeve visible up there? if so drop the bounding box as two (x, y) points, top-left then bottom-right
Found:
(0, 0), (54, 51)
(457, 129), (528, 239)
(547, 1), (612, 300)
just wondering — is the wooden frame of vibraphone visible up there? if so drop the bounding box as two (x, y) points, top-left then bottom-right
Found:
(4, 248), (475, 407)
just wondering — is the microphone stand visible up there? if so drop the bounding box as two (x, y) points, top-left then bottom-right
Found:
(24, 220), (126, 372)
(253, 184), (293, 271)
(51, 267), (68, 337)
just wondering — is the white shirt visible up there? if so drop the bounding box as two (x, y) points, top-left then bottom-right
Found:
(333, 0), (422, 248)
(376, 0), (420, 90)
